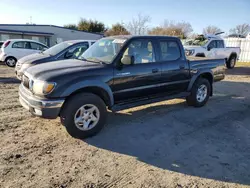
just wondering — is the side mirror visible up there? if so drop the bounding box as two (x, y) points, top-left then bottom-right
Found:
(65, 51), (74, 59)
(121, 55), (133, 65)
(207, 46), (211, 51)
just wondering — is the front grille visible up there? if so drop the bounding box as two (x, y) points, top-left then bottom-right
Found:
(23, 75), (30, 89)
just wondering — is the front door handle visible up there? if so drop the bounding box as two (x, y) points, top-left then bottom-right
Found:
(152, 68), (159, 73)
(179, 65), (185, 69)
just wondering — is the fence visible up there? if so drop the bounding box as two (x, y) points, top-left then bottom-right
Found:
(224, 38), (250, 62)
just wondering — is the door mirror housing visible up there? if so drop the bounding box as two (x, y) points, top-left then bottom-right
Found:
(65, 51), (74, 59)
(121, 55), (134, 65)
(207, 46), (211, 51)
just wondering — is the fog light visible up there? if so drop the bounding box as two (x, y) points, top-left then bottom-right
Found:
(34, 109), (42, 116)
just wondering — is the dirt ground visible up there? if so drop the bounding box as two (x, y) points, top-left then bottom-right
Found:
(0, 62), (250, 188)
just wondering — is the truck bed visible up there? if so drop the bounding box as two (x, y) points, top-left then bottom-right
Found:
(188, 57), (226, 82)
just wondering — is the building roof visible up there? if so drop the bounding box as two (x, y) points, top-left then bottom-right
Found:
(0, 24), (104, 36)
(0, 28), (54, 36)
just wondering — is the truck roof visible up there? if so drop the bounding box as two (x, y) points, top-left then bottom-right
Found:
(106, 35), (179, 40)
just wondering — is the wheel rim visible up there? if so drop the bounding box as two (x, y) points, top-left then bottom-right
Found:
(6, 58), (16, 66)
(196, 84), (208, 103)
(74, 104), (100, 131)
(230, 58), (236, 67)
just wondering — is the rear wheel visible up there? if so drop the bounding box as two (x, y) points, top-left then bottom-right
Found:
(226, 55), (236, 69)
(60, 93), (107, 139)
(5, 57), (17, 67)
(186, 78), (211, 107)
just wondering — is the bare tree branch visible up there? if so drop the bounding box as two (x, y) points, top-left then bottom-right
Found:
(203, 25), (222, 35)
(126, 14), (151, 35)
(229, 24), (250, 36)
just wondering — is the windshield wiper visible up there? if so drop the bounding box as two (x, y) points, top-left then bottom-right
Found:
(80, 57), (107, 64)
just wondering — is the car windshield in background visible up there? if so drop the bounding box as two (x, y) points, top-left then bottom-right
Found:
(79, 38), (127, 64)
(43, 42), (73, 56)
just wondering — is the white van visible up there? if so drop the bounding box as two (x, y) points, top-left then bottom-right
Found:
(0, 39), (48, 67)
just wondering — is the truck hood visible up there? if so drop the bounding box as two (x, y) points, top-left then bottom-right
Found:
(25, 59), (104, 81)
(18, 52), (50, 64)
(184, 46), (203, 50)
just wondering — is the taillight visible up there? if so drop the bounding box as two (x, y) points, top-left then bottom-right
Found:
(3, 40), (10, 48)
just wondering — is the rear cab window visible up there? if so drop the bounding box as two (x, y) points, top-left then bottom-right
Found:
(159, 40), (181, 61)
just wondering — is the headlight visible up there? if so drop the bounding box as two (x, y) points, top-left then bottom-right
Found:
(185, 49), (195, 56)
(32, 80), (56, 95)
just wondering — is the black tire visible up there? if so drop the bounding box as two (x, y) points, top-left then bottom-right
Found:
(226, 55), (236, 69)
(5, 57), (17, 67)
(60, 93), (107, 139)
(186, 78), (211, 107)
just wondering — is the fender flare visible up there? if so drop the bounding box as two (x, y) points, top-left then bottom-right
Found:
(187, 70), (214, 93)
(60, 80), (114, 106)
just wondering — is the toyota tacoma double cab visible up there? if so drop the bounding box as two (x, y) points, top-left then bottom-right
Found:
(19, 36), (225, 139)
(184, 33), (240, 69)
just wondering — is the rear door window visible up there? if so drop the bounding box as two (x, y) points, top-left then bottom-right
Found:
(12, 41), (31, 49)
(159, 40), (181, 61)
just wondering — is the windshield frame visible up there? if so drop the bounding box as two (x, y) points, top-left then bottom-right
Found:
(78, 37), (129, 65)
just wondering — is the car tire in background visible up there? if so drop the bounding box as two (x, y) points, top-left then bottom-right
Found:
(186, 78), (211, 107)
(5, 57), (17, 67)
(60, 92), (107, 139)
(226, 55), (236, 69)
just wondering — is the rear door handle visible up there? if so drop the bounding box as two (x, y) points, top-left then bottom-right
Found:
(152, 68), (159, 73)
(179, 65), (185, 69)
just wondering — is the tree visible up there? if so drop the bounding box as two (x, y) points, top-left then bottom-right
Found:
(229, 24), (250, 37)
(105, 23), (130, 36)
(126, 14), (151, 35)
(77, 18), (106, 33)
(149, 27), (184, 38)
(203, 25), (222, 35)
(163, 20), (193, 37)
(148, 20), (193, 39)
(64, 24), (78, 30)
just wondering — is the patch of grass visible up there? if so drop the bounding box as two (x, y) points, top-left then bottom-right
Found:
(237, 62), (250, 67)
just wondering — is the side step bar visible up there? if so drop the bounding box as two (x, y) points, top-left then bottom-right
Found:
(110, 92), (190, 112)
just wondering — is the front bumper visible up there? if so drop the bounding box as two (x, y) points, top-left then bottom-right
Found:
(19, 84), (65, 119)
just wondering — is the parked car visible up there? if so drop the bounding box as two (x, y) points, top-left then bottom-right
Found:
(19, 35), (225, 139)
(0, 39), (48, 67)
(184, 33), (240, 69)
(0, 41), (4, 48)
(15, 40), (96, 80)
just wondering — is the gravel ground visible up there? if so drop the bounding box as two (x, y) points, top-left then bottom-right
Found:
(0, 63), (250, 188)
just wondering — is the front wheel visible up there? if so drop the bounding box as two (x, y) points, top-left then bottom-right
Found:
(60, 93), (107, 139)
(5, 57), (17, 67)
(186, 78), (211, 107)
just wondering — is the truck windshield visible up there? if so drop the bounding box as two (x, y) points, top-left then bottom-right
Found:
(43, 42), (73, 56)
(78, 38), (127, 64)
(185, 35), (209, 46)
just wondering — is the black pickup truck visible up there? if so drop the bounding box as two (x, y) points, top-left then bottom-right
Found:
(19, 36), (225, 139)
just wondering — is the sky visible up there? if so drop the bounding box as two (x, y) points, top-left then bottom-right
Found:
(0, 0), (249, 34)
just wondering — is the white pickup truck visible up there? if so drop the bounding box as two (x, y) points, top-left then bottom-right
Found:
(184, 33), (240, 69)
